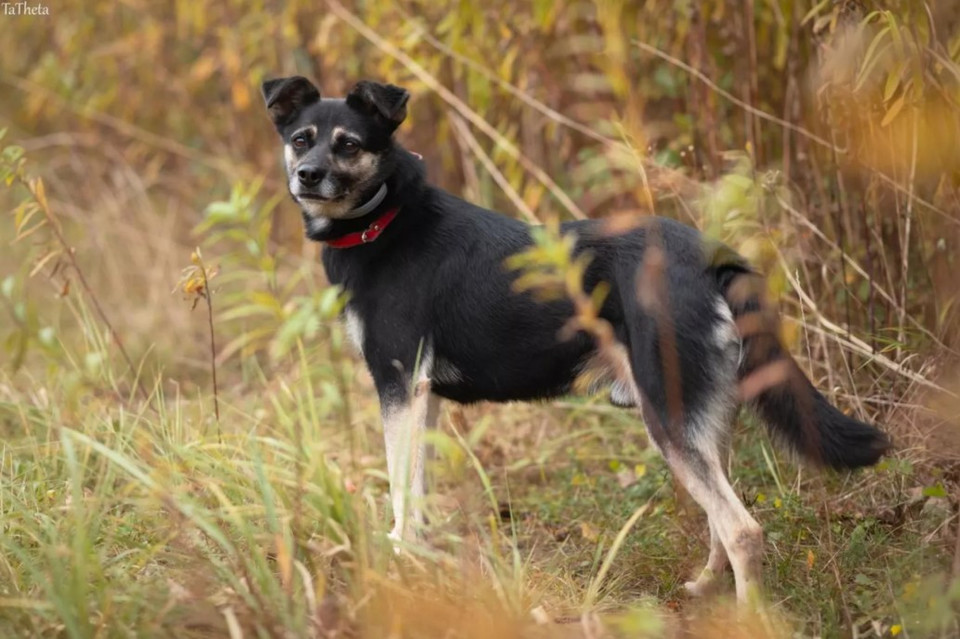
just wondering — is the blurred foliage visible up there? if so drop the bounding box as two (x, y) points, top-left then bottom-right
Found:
(2, 1), (960, 636)
(2, 0), (957, 375)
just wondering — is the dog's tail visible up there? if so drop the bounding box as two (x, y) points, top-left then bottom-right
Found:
(714, 263), (891, 470)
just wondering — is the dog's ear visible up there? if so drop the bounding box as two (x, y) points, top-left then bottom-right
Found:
(261, 76), (320, 129)
(346, 80), (409, 130)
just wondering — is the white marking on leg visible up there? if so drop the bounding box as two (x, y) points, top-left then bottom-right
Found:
(344, 309), (364, 356)
(384, 398), (427, 545)
(664, 445), (762, 602)
(384, 351), (433, 545)
(611, 326), (754, 600)
(705, 481), (763, 603)
(665, 385), (762, 603)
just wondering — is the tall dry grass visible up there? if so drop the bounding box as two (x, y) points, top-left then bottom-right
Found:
(1, 1), (960, 637)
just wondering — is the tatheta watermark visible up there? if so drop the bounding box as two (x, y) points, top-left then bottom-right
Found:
(2, 2), (50, 15)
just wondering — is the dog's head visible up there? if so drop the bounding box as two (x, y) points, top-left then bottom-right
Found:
(261, 76), (409, 222)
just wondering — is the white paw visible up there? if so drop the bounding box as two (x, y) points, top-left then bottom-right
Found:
(387, 528), (403, 554)
(684, 569), (719, 597)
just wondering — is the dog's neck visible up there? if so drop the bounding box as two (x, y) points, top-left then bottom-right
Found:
(340, 183), (389, 219)
(302, 146), (426, 245)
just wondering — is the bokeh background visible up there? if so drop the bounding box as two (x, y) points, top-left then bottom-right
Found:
(1, 1), (959, 637)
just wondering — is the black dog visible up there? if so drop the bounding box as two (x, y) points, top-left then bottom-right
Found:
(261, 76), (890, 602)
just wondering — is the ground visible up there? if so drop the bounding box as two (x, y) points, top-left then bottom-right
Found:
(1, 336), (955, 638)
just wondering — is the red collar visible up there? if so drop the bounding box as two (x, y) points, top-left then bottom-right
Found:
(325, 208), (400, 249)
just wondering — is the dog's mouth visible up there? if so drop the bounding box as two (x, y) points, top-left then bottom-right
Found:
(297, 193), (335, 202)
(298, 193), (355, 208)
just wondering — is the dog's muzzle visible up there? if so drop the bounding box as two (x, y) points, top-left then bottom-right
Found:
(291, 172), (345, 203)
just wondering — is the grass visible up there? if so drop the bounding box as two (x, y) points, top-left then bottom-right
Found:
(0, 318), (955, 637)
(0, 175), (955, 636)
(2, 2), (960, 636)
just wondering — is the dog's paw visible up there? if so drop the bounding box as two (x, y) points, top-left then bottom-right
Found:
(387, 528), (404, 554)
(387, 525), (427, 556)
(683, 569), (720, 597)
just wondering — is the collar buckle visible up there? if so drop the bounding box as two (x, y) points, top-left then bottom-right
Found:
(326, 209), (399, 249)
(361, 223), (382, 243)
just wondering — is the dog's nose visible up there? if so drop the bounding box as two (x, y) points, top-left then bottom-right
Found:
(297, 165), (324, 187)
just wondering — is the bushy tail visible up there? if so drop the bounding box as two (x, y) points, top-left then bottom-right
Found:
(717, 267), (892, 470)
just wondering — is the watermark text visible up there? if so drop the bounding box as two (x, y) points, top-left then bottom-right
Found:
(2, 2), (50, 15)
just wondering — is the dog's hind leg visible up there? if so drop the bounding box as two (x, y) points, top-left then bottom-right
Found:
(683, 436), (732, 596)
(623, 263), (761, 601)
(641, 396), (762, 603)
(607, 339), (734, 595)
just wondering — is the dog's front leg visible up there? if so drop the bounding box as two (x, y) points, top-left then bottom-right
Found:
(382, 377), (437, 545)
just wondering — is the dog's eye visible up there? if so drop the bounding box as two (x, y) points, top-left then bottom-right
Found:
(341, 140), (360, 154)
(292, 135), (308, 149)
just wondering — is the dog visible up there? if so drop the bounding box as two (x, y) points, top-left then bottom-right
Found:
(260, 76), (891, 602)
